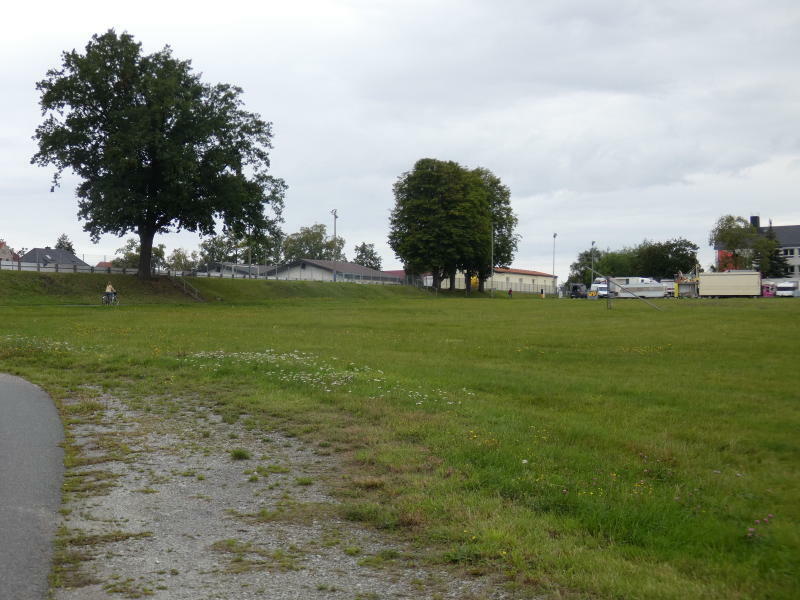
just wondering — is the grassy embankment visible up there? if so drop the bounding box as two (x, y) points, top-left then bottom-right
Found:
(0, 271), (797, 599)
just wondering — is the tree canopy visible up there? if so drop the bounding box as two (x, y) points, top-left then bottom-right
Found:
(708, 215), (756, 270)
(352, 242), (382, 271)
(388, 159), (515, 291)
(568, 238), (699, 285)
(281, 224), (345, 263)
(55, 234), (75, 254)
(112, 237), (166, 269)
(32, 30), (286, 279)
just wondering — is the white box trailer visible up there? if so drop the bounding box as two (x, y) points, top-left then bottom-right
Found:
(699, 271), (761, 297)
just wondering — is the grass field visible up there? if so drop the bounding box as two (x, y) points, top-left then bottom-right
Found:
(1, 273), (798, 599)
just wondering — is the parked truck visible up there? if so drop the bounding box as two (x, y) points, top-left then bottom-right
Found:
(698, 271), (761, 297)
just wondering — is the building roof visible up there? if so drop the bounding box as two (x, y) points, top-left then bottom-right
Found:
(21, 247), (89, 267)
(494, 267), (556, 278)
(761, 225), (800, 247)
(381, 270), (407, 278)
(272, 259), (389, 277)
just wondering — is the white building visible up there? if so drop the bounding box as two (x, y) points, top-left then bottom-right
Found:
(427, 267), (558, 295)
(268, 259), (402, 284)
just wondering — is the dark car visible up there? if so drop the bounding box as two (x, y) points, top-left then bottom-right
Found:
(569, 283), (588, 298)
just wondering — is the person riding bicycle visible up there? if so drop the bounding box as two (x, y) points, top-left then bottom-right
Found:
(104, 282), (117, 304)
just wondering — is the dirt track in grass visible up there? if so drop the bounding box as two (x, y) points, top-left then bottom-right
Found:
(53, 394), (517, 600)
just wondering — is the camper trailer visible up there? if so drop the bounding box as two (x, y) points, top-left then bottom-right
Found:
(607, 277), (667, 298)
(698, 271), (761, 297)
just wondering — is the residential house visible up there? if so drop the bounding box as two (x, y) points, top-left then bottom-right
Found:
(757, 218), (800, 278)
(20, 247), (89, 267)
(0, 241), (19, 261)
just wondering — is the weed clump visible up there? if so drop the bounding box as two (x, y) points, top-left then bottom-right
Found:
(230, 448), (251, 460)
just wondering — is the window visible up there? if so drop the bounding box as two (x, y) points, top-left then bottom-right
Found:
(783, 248), (796, 256)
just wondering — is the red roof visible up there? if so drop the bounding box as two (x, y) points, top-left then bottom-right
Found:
(495, 267), (555, 277)
(96, 261), (113, 268)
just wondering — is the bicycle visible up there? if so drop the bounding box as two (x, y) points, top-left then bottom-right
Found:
(101, 293), (119, 306)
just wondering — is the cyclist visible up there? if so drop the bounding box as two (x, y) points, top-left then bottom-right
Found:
(104, 282), (117, 304)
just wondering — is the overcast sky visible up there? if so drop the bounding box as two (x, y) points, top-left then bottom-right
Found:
(2, 0), (799, 277)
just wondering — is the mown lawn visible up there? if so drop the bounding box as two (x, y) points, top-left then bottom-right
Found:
(0, 290), (797, 599)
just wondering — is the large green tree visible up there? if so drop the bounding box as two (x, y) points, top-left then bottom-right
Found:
(281, 224), (345, 263)
(472, 167), (518, 291)
(32, 30), (286, 280)
(389, 159), (506, 291)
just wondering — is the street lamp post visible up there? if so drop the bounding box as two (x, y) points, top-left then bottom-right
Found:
(330, 208), (338, 282)
(490, 226), (494, 297)
(552, 232), (557, 295)
(590, 240), (596, 286)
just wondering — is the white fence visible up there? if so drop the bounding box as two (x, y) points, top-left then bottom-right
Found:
(0, 260), (403, 286)
(0, 259), (139, 275)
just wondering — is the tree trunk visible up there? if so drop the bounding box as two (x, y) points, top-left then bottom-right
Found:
(448, 270), (456, 291)
(137, 228), (156, 280)
(464, 271), (473, 295)
(432, 270), (441, 290)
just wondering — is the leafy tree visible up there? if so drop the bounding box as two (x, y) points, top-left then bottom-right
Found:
(282, 224), (345, 263)
(633, 238), (699, 279)
(32, 30), (286, 280)
(199, 233), (238, 265)
(708, 215), (757, 270)
(353, 242), (382, 271)
(234, 228), (283, 266)
(472, 167), (518, 291)
(112, 237), (165, 269)
(55, 234), (75, 254)
(567, 248), (597, 286)
(166, 248), (200, 271)
(389, 158), (496, 290)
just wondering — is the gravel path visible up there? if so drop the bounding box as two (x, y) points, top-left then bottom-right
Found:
(53, 394), (514, 600)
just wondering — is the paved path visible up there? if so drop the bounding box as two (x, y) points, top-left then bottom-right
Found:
(0, 374), (64, 600)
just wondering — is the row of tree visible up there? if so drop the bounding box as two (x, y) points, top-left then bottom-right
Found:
(108, 224), (383, 272)
(568, 238), (700, 285)
(388, 159), (518, 291)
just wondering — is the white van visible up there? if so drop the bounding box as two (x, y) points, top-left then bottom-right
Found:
(776, 281), (800, 297)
